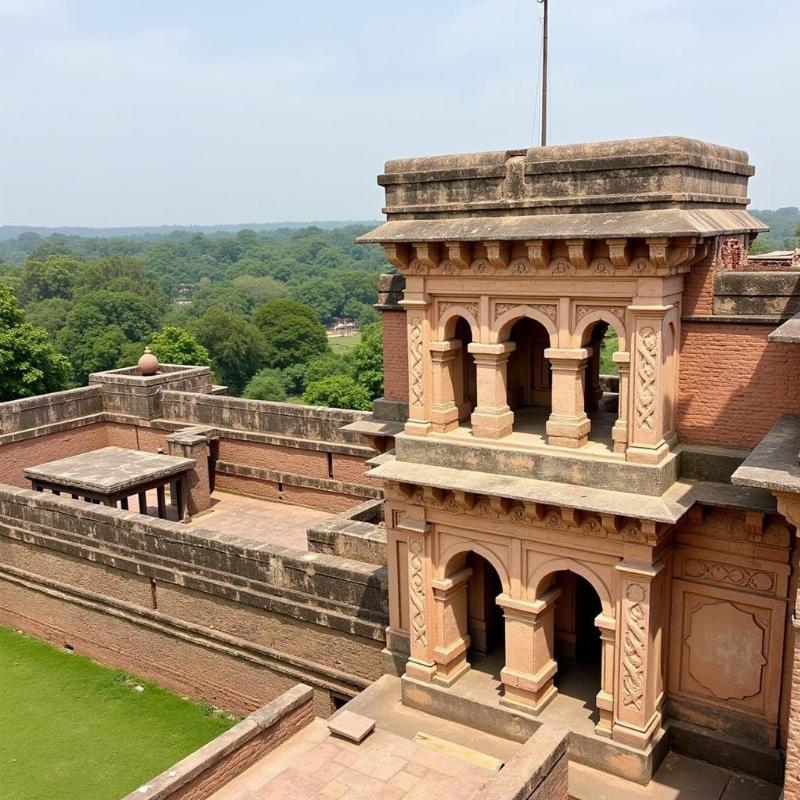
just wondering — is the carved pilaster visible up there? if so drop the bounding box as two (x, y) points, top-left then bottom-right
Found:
(613, 561), (666, 749)
(403, 518), (436, 682)
(401, 300), (431, 436)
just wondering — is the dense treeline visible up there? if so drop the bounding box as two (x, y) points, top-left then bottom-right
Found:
(749, 207), (800, 253)
(0, 226), (387, 407)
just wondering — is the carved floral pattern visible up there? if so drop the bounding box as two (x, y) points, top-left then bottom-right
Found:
(408, 536), (427, 647)
(575, 305), (626, 325)
(409, 317), (424, 408)
(622, 583), (647, 712)
(635, 327), (658, 431)
(439, 301), (479, 322)
(683, 558), (776, 594)
(494, 302), (557, 324)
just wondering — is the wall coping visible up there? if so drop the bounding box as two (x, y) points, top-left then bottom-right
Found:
(121, 683), (314, 800)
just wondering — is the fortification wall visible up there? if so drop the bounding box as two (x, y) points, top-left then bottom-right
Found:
(0, 486), (388, 715)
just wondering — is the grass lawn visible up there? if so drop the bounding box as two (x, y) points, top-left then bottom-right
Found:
(600, 331), (619, 375)
(328, 332), (361, 354)
(0, 626), (236, 800)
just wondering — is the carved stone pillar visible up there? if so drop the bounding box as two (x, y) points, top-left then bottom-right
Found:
(544, 348), (591, 448)
(468, 342), (516, 439)
(402, 518), (437, 683)
(428, 340), (462, 433)
(626, 306), (672, 464)
(613, 561), (666, 749)
(585, 341), (604, 413)
(777, 494), (800, 800)
(498, 590), (561, 713)
(595, 613), (617, 738)
(431, 565), (473, 686)
(402, 301), (432, 436)
(612, 351), (631, 454)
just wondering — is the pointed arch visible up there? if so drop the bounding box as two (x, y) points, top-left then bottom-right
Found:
(492, 304), (557, 345)
(574, 309), (627, 348)
(437, 305), (479, 341)
(528, 557), (613, 616)
(439, 541), (512, 596)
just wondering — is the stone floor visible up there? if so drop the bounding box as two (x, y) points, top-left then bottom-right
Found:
(207, 717), (496, 800)
(444, 401), (619, 456)
(188, 491), (331, 550)
(140, 489), (331, 550)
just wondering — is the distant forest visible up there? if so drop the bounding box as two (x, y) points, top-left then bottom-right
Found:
(749, 207), (800, 252)
(0, 224), (388, 407)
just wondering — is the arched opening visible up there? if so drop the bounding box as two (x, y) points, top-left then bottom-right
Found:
(505, 317), (552, 433)
(454, 317), (477, 423)
(466, 552), (505, 670)
(581, 321), (621, 451)
(539, 570), (604, 722)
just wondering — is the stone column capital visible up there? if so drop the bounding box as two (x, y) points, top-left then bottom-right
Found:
(428, 339), (463, 354)
(612, 350), (631, 365)
(468, 341), (516, 357)
(543, 347), (591, 364)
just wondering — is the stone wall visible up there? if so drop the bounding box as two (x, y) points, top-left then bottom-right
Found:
(786, 599), (800, 800)
(466, 726), (569, 800)
(0, 486), (388, 714)
(678, 322), (800, 448)
(382, 310), (409, 403)
(121, 684), (315, 800)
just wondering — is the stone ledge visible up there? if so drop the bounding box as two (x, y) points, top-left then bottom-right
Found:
(769, 312), (800, 343)
(732, 415), (800, 494)
(121, 684), (314, 800)
(214, 461), (382, 500)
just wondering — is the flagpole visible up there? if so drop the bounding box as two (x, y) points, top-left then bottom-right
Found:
(539, 0), (548, 146)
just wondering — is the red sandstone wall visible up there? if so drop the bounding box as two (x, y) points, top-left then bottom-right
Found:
(678, 322), (800, 448)
(382, 309), (408, 401)
(219, 439), (328, 478)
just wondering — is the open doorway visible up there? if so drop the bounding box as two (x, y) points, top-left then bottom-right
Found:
(582, 321), (620, 450)
(551, 571), (603, 711)
(505, 317), (552, 434)
(465, 552), (505, 679)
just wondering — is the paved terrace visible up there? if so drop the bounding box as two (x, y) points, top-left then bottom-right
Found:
(143, 489), (332, 551)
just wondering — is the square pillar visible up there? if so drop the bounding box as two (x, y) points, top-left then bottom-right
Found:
(401, 300), (432, 436)
(401, 517), (437, 683)
(626, 305), (673, 464)
(544, 347), (591, 448)
(595, 613), (617, 738)
(497, 590), (561, 714)
(613, 561), (666, 749)
(431, 565), (473, 686)
(468, 342), (516, 439)
(166, 431), (211, 517)
(429, 339), (462, 433)
(611, 351), (631, 454)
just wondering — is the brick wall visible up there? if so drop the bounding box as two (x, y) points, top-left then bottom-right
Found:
(382, 309), (408, 401)
(678, 322), (800, 448)
(120, 684), (315, 800)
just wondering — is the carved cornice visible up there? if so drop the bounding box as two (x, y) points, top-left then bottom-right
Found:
(386, 483), (665, 545)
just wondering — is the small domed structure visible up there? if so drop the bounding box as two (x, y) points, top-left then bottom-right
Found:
(137, 347), (159, 376)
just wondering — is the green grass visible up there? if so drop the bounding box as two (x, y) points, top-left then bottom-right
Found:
(328, 332), (361, 354)
(0, 626), (237, 800)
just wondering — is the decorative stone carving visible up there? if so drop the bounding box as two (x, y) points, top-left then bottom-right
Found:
(494, 302), (557, 324)
(575, 305), (626, 325)
(683, 558), (776, 595)
(590, 258), (615, 276)
(635, 327), (658, 431)
(439, 301), (479, 323)
(550, 257), (576, 276)
(630, 257), (656, 276)
(408, 536), (427, 647)
(621, 583), (647, 712)
(685, 602), (766, 700)
(719, 237), (746, 270)
(409, 317), (424, 407)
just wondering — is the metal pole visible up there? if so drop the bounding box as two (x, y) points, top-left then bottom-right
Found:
(540, 0), (548, 146)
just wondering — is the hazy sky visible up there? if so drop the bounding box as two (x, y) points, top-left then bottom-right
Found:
(0, 0), (797, 227)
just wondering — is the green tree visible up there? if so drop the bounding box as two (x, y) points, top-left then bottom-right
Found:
(192, 309), (267, 393)
(0, 285), (72, 401)
(352, 322), (383, 399)
(19, 254), (81, 303)
(253, 298), (330, 370)
(305, 353), (353, 385)
(25, 298), (72, 340)
(148, 326), (212, 367)
(242, 368), (288, 402)
(59, 290), (163, 382)
(303, 375), (371, 410)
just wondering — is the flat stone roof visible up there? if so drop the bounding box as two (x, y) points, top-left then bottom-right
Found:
(24, 446), (195, 494)
(369, 454), (695, 523)
(732, 416), (800, 494)
(358, 208), (766, 243)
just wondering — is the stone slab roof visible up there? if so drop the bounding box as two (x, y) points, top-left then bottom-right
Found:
(769, 312), (800, 343)
(357, 208), (767, 243)
(732, 416), (800, 494)
(24, 446), (195, 494)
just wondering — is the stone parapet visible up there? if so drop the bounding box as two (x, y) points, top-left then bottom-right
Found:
(121, 684), (315, 800)
(0, 386), (103, 435)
